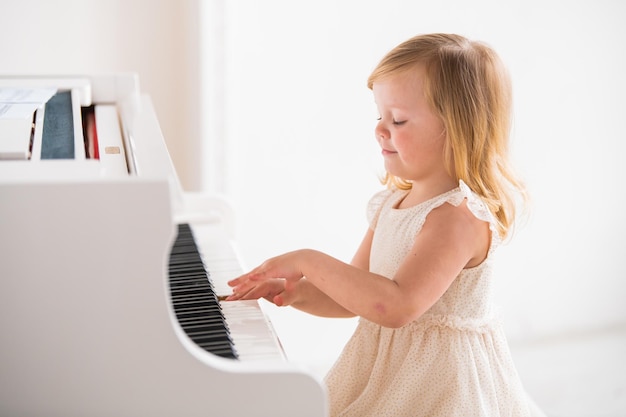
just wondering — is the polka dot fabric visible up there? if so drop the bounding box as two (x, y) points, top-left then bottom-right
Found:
(324, 181), (545, 417)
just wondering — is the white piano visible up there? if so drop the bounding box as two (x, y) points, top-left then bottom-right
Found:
(0, 74), (328, 416)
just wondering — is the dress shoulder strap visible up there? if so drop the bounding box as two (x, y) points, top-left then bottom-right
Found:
(425, 180), (502, 253)
(443, 180), (493, 223)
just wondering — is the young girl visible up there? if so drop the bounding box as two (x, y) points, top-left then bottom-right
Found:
(227, 33), (545, 417)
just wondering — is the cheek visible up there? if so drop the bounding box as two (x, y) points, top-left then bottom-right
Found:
(397, 134), (445, 164)
(393, 131), (424, 154)
(426, 138), (446, 162)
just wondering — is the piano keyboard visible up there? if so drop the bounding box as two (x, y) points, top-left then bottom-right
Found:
(169, 224), (237, 359)
(169, 223), (285, 361)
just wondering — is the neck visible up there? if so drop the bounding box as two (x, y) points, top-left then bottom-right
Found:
(398, 176), (458, 209)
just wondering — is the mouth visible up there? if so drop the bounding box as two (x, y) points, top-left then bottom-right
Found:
(381, 149), (397, 156)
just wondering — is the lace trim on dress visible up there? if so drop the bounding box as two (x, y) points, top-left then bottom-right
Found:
(442, 180), (502, 254)
(360, 312), (498, 333)
(410, 312), (498, 333)
(455, 180), (493, 223)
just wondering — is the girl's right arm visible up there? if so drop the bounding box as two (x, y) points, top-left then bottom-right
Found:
(227, 227), (374, 319)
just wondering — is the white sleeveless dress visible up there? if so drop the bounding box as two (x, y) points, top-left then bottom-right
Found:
(324, 181), (545, 417)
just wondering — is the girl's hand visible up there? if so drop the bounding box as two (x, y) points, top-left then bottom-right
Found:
(226, 250), (309, 305)
(225, 278), (293, 305)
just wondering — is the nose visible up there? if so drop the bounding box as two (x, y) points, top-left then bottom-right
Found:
(375, 121), (388, 143)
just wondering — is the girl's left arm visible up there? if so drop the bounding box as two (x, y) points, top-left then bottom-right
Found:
(230, 248), (401, 325)
(229, 201), (488, 328)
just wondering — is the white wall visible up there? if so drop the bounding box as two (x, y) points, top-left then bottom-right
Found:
(213, 0), (626, 345)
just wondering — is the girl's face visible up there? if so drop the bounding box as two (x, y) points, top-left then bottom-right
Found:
(372, 66), (449, 186)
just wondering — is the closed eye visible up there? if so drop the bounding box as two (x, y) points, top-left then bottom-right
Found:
(376, 117), (406, 125)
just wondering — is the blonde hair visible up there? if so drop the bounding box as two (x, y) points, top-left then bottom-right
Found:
(368, 33), (526, 239)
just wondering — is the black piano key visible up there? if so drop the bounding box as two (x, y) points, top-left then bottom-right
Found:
(168, 223), (238, 359)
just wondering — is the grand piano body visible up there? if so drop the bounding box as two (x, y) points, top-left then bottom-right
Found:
(0, 75), (327, 416)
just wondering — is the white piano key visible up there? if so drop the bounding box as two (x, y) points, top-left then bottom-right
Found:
(220, 300), (285, 361)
